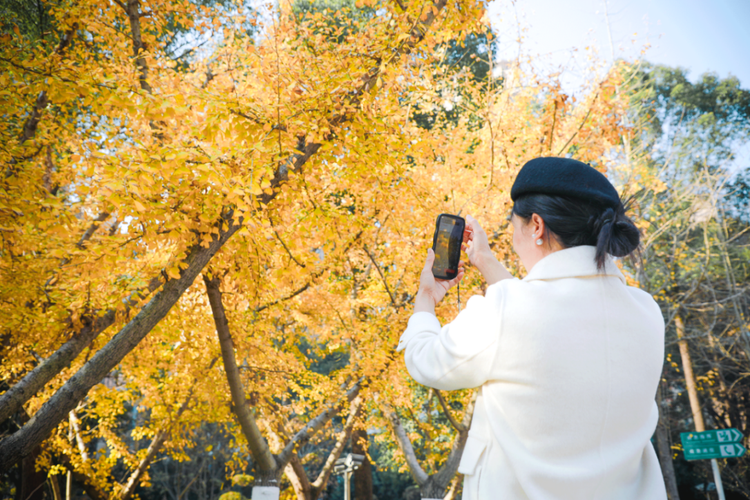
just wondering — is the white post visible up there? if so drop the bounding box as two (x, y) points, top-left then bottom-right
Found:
(711, 459), (726, 500)
(251, 486), (280, 500)
(344, 471), (352, 500)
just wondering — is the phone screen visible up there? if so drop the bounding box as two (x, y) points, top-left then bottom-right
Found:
(433, 216), (463, 278)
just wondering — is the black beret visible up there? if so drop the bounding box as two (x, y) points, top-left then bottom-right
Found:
(510, 157), (621, 209)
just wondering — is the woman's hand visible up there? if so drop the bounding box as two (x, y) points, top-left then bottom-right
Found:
(414, 248), (464, 314)
(462, 214), (514, 286)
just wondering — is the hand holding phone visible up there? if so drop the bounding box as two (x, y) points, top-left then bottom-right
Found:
(413, 214), (466, 314)
(461, 214), (513, 286)
(431, 214), (465, 280)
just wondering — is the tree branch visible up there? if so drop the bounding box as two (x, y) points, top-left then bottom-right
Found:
(0, 213), (241, 471)
(203, 274), (277, 472)
(385, 405), (428, 485)
(69, 409), (88, 462)
(116, 392), (194, 500)
(276, 381), (362, 469)
(57, 453), (107, 500)
(363, 245), (396, 306)
(434, 390), (466, 432)
(556, 91), (600, 156)
(0, 274), (162, 427)
(311, 396), (363, 491)
(430, 391), (476, 488)
(284, 453), (312, 500)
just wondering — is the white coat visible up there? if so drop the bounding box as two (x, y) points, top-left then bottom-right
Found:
(397, 246), (667, 500)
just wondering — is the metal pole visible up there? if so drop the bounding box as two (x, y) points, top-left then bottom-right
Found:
(344, 470), (351, 500)
(711, 459), (726, 500)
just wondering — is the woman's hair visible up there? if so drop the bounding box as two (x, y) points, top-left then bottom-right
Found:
(511, 194), (640, 270)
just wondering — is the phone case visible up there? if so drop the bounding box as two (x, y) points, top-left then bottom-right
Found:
(431, 213), (465, 280)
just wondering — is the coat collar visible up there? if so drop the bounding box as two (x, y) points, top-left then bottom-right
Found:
(522, 245), (626, 284)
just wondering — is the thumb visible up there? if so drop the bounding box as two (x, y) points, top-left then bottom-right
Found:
(424, 248), (435, 270)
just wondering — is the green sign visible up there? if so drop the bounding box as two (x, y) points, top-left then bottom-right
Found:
(682, 443), (746, 461)
(680, 428), (743, 446)
(680, 429), (746, 461)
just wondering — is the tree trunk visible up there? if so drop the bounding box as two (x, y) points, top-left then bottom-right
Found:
(251, 468), (282, 500)
(284, 453), (313, 500)
(204, 275), (277, 471)
(50, 473), (63, 500)
(655, 378), (680, 500)
(386, 392), (476, 500)
(352, 429), (373, 500)
(16, 446), (46, 500)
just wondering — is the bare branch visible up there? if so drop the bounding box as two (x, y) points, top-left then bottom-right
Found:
(363, 245), (396, 306)
(69, 409), (88, 462)
(556, 91), (600, 156)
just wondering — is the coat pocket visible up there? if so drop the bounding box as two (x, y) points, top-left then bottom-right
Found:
(457, 435), (488, 476)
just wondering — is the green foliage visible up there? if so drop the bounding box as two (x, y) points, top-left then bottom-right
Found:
(622, 62), (750, 497)
(0, 0), (56, 40)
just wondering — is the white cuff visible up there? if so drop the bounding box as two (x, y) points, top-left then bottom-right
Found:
(396, 312), (442, 352)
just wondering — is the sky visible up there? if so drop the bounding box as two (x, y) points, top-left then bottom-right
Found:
(486, 0), (750, 93)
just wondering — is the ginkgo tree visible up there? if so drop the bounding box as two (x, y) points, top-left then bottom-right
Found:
(0, 0), (641, 498)
(0, 0), (486, 496)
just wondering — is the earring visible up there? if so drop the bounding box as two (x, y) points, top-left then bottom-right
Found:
(536, 238), (543, 246)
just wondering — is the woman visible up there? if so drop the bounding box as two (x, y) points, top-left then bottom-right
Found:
(397, 157), (667, 499)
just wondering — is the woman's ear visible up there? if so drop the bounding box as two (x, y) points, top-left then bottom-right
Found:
(531, 213), (545, 238)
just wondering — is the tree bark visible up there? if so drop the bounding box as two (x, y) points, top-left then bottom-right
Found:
(308, 397), (363, 497)
(655, 377), (680, 500)
(285, 453), (313, 500)
(386, 408), (429, 485)
(282, 395), (363, 500)
(676, 314), (724, 499)
(352, 429), (373, 500)
(116, 427), (168, 500)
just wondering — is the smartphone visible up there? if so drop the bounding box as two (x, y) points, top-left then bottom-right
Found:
(431, 214), (465, 280)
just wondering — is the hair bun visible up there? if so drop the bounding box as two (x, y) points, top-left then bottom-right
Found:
(595, 205), (640, 265)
